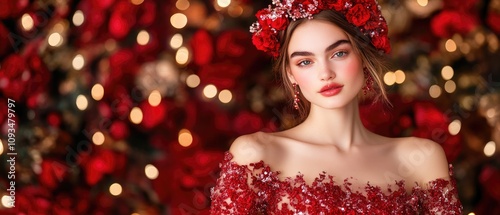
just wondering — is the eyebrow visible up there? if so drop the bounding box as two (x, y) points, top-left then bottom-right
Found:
(289, 39), (351, 59)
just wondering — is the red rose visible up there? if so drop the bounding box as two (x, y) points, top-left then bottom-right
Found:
(431, 10), (478, 38)
(252, 30), (279, 57)
(325, 0), (347, 11)
(271, 16), (288, 30)
(190, 29), (214, 66)
(346, 4), (371, 26)
(371, 33), (391, 53)
(109, 1), (137, 39)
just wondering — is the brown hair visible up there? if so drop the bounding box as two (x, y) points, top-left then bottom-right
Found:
(273, 10), (390, 124)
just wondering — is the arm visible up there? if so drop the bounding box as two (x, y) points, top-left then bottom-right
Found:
(210, 134), (265, 215)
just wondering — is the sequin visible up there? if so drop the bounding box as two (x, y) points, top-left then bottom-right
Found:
(210, 152), (463, 214)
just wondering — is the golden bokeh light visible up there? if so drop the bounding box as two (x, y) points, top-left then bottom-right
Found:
(186, 74), (201, 88)
(72, 10), (85, 26)
(203, 84), (217, 98)
(48, 32), (63, 47)
(444, 80), (456, 93)
(218, 89), (232, 103)
(484, 141), (496, 157)
(148, 90), (162, 107)
(228, 5), (244, 17)
(76, 94), (88, 110)
(1, 195), (13, 208)
(92, 131), (105, 145)
(91, 84), (104, 101)
(441, 66), (454, 80)
(416, 0), (428, 7)
(176, 0), (190, 10)
(21, 13), (34, 31)
(178, 129), (193, 147)
(145, 164), (159, 180)
(137, 30), (150, 45)
(131, 0), (144, 5)
(383, 71), (396, 86)
(429, 85), (442, 98)
(170, 13), (188, 29)
(0, 139), (3, 155)
(175, 47), (190, 64)
(109, 183), (123, 196)
(217, 0), (231, 8)
(72, 54), (85, 70)
(394, 70), (405, 84)
(445, 39), (457, 52)
(448, 119), (461, 135)
(170, 34), (183, 49)
(130, 107), (143, 124)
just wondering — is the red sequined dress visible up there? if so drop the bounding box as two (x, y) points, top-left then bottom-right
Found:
(210, 152), (462, 215)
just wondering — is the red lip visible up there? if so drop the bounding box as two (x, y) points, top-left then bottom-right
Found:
(319, 83), (344, 97)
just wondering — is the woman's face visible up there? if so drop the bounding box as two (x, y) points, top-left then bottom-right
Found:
(287, 19), (364, 109)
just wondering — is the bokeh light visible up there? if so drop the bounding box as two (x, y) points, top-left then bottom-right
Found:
(176, 0), (190, 10)
(429, 85), (442, 98)
(148, 90), (162, 107)
(203, 84), (217, 98)
(170, 13), (188, 29)
(170, 34), (183, 49)
(445, 39), (457, 52)
(484, 141), (496, 157)
(130, 107), (143, 124)
(109, 183), (122, 196)
(48, 32), (63, 47)
(72, 54), (85, 70)
(186, 74), (200, 88)
(72, 10), (85, 26)
(21, 13), (34, 31)
(175, 47), (189, 64)
(444, 80), (456, 93)
(217, 0), (231, 8)
(91, 84), (104, 101)
(383, 71), (396, 86)
(145, 164), (159, 180)
(448, 120), (461, 135)
(76, 95), (88, 110)
(92, 131), (105, 145)
(219, 89), (232, 103)
(137, 30), (150, 45)
(394, 70), (405, 84)
(178, 129), (193, 147)
(441, 66), (454, 80)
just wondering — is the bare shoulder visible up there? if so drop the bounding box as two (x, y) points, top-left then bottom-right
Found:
(393, 137), (450, 184)
(228, 131), (269, 166)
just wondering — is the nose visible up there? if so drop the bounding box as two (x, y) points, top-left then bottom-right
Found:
(319, 62), (335, 81)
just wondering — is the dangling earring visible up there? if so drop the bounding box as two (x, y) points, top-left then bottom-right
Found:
(363, 68), (374, 95)
(293, 83), (300, 110)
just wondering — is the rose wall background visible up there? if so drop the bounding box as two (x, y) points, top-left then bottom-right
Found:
(0, 0), (499, 214)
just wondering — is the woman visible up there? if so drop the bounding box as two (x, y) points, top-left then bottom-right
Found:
(210, 0), (463, 214)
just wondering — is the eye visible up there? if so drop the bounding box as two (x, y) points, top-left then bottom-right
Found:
(297, 60), (312, 66)
(332, 51), (348, 58)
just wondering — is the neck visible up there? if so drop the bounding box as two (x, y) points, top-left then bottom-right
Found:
(298, 98), (369, 151)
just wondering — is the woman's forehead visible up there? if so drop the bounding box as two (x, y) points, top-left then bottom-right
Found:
(288, 20), (350, 53)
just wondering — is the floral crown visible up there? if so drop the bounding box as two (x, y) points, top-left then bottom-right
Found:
(250, 0), (391, 58)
